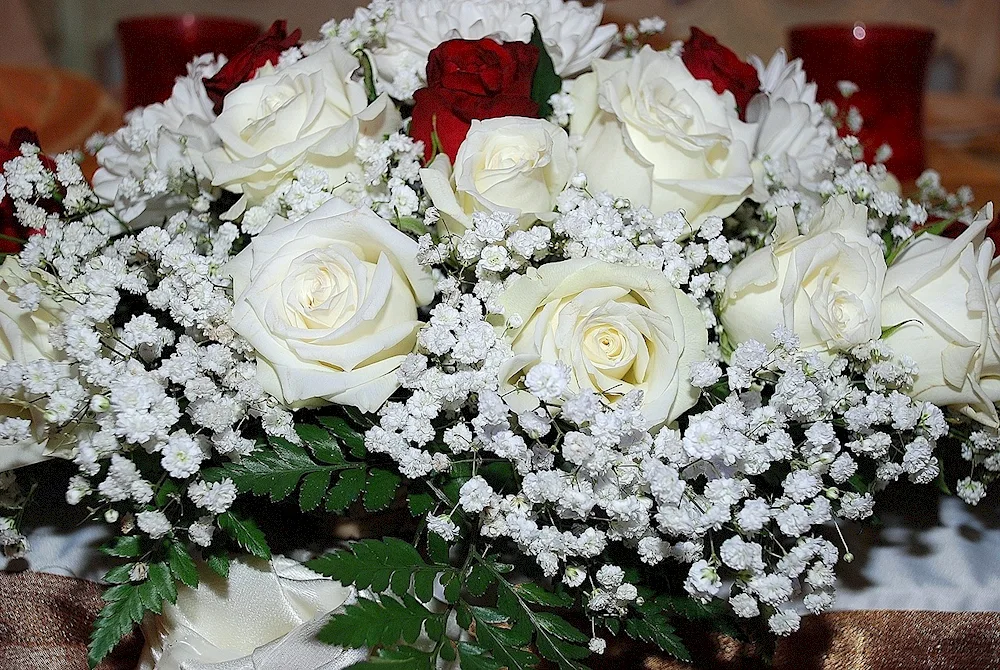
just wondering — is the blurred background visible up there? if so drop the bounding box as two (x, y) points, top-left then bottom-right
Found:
(2, 0), (1000, 196)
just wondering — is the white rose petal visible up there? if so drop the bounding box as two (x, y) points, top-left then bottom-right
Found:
(571, 46), (756, 227)
(498, 257), (708, 425)
(138, 556), (357, 670)
(0, 258), (70, 471)
(721, 194), (886, 354)
(205, 43), (402, 207)
(422, 117), (576, 237)
(881, 203), (1000, 427)
(228, 199), (434, 412)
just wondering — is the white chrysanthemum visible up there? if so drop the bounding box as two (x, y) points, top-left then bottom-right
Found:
(747, 49), (837, 197)
(92, 54), (225, 226)
(340, 0), (618, 100)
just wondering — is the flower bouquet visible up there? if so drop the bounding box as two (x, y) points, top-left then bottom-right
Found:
(1, 1), (997, 668)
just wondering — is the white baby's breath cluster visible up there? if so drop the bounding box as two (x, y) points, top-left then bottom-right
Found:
(5, 138), (294, 548)
(360, 153), (956, 636)
(3, 5), (998, 662)
(237, 131), (426, 235)
(551, 182), (733, 332)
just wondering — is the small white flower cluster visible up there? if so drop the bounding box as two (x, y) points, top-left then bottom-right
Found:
(7, 141), (292, 548)
(552, 183), (732, 330)
(955, 428), (1000, 505)
(367, 144), (953, 635)
(238, 131), (425, 235)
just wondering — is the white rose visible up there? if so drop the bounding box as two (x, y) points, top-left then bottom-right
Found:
(720, 195), (885, 353)
(139, 556), (361, 670)
(205, 43), (402, 207)
(570, 46), (756, 227)
(228, 199), (434, 412)
(421, 117), (576, 236)
(0, 258), (68, 472)
(93, 54), (225, 227)
(499, 258), (707, 425)
(881, 204), (1000, 427)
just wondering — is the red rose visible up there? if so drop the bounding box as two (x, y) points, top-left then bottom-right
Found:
(682, 27), (760, 118)
(410, 39), (540, 162)
(0, 128), (52, 253)
(203, 20), (302, 114)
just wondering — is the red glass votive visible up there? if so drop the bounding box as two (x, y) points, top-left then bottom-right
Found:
(118, 15), (262, 111)
(789, 24), (935, 182)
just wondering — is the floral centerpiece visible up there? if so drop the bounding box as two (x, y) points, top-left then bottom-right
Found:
(0, 1), (997, 668)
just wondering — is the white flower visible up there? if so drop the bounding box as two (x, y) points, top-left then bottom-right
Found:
(570, 46), (756, 226)
(0, 258), (70, 471)
(348, 0), (618, 100)
(228, 199), (434, 412)
(459, 475), (496, 513)
(421, 117), (576, 236)
(205, 43), (402, 207)
(721, 195), (886, 354)
(768, 608), (801, 635)
(748, 50), (836, 197)
(138, 556), (353, 670)
(881, 204), (1000, 427)
(137, 510), (172, 539)
(588, 637), (607, 654)
(93, 54), (225, 226)
(684, 559), (721, 602)
(499, 258), (707, 425)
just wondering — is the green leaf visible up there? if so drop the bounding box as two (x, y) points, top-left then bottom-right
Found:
(534, 612), (589, 643)
(297, 424), (347, 464)
(525, 15), (562, 118)
(441, 573), (461, 604)
(219, 437), (348, 507)
(307, 538), (453, 600)
(881, 319), (918, 340)
(936, 463), (953, 495)
(364, 468), (401, 512)
(167, 541), (199, 589)
(136, 580), (164, 615)
(319, 594), (445, 648)
(535, 633), (591, 665)
(88, 583), (145, 668)
(327, 468), (366, 513)
(319, 415), (367, 458)
(102, 564), (134, 585)
(407, 492), (435, 517)
(207, 552), (230, 579)
(457, 642), (505, 670)
(154, 478), (181, 508)
(300, 470), (333, 512)
(218, 512), (271, 559)
(147, 562), (177, 605)
(511, 582), (573, 608)
(471, 608), (539, 670)
(625, 616), (689, 662)
(352, 647), (436, 669)
(466, 564), (492, 597)
(395, 216), (429, 237)
(426, 533), (450, 565)
(355, 50), (378, 104)
(101, 535), (141, 558)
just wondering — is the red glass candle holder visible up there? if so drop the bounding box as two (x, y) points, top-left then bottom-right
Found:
(118, 15), (262, 111)
(789, 24), (935, 182)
